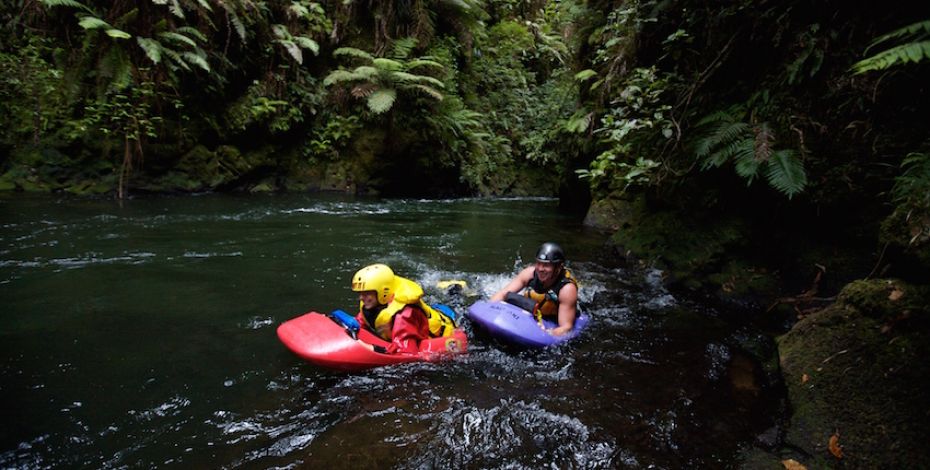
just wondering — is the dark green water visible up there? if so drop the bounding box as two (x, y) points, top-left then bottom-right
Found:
(1, 193), (778, 468)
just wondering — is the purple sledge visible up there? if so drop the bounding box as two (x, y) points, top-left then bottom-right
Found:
(466, 300), (590, 348)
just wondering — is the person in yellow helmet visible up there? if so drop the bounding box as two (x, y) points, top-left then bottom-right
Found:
(490, 242), (579, 336)
(350, 264), (455, 354)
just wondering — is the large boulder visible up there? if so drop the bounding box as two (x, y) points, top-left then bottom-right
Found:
(776, 279), (930, 468)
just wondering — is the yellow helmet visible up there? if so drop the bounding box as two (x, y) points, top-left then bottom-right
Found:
(351, 264), (395, 305)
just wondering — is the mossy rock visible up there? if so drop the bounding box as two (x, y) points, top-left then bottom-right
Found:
(64, 179), (112, 195)
(282, 160), (324, 192)
(776, 278), (930, 468)
(605, 197), (751, 290)
(249, 179), (276, 193)
(153, 144), (271, 192)
(583, 193), (637, 231)
(0, 173), (17, 191)
(879, 204), (930, 277)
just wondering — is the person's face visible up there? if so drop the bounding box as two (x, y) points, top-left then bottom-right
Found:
(535, 261), (559, 285)
(359, 290), (380, 309)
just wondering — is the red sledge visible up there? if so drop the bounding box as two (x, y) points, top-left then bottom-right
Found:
(277, 312), (467, 372)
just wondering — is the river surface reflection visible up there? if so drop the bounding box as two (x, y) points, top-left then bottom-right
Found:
(0, 193), (778, 468)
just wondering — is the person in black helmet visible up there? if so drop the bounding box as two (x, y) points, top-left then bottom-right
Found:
(491, 242), (579, 336)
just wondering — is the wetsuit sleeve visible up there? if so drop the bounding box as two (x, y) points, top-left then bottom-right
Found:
(386, 306), (431, 354)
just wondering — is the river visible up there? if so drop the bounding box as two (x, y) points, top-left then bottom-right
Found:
(0, 193), (779, 468)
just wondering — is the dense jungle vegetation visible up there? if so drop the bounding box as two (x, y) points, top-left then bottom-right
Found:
(3, 0), (929, 467)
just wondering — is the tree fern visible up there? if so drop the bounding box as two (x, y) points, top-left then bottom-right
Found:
(373, 57), (403, 71)
(367, 89), (397, 114)
(693, 108), (807, 198)
(333, 47), (374, 61)
(326, 42), (447, 115)
(406, 59), (444, 71)
(323, 70), (363, 86)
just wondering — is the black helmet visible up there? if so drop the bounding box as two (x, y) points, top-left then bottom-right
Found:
(535, 242), (565, 264)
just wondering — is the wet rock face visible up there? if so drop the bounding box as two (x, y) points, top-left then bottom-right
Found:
(776, 279), (930, 468)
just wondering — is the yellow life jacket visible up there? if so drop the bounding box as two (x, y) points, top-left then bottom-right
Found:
(359, 276), (457, 341)
(522, 268), (578, 320)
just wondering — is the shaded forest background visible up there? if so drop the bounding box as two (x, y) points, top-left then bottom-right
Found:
(3, 0), (927, 294)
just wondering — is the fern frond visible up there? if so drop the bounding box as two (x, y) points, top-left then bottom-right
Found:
(695, 108), (743, 127)
(373, 57), (403, 71)
(272, 24), (290, 40)
(333, 47), (374, 62)
(352, 66), (380, 80)
(694, 120), (749, 157)
(439, 0), (472, 11)
(278, 40), (303, 63)
(98, 47), (132, 91)
(105, 28), (131, 39)
(161, 47), (188, 71)
(367, 89), (397, 114)
(176, 26), (207, 43)
(852, 41), (930, 74)
(410, 84), (444, 101)
(574, 69), (598, 82)
(405, 59), (444, 71)
(323, 69), (362, 86)
(765, 150), (807, 198)
(734, 147), (762, 182)
(891, 152), (930, 204)
(222, 4), (247, 43)
(181, 51), (210, 72)
(565, 110), (592, 133)
(391, 37), (417, 59)
(866, 20), (930, 53)
(41, 0), (93, 13)
(168, 0), (185, 19)
(288, 2), (309, 19)
(294, 36), (319, 55)
(137, 37), (163, 64)
(158, 31), (198, 48)
(78, 16), (112, 30)
(392, 71), (444, 88)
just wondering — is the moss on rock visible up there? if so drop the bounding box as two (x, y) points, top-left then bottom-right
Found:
(776, 279), (930, 468)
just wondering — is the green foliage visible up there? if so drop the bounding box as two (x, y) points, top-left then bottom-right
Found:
(891, 152), (930, 208)
(304, 114), (362, 160)
(693, 108), (807, 198)
(272, 24), (320, 64)
(852, 20), (930, 74)
(324, 42), (446, 115)
(786, 24), (825, 85)
(577, 67), (673, 192)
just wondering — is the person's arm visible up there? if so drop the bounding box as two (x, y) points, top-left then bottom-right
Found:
(490, 266), (535, 302)
(548, 282), (578, 336)
(385, 307), (431, 354)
